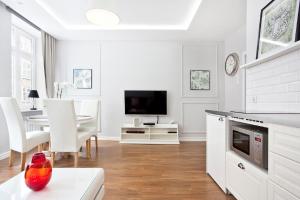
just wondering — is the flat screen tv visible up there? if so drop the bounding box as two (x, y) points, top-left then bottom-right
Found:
(125, 90), (167, 115)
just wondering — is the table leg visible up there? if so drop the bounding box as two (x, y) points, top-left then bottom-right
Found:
(8, 150), (14, 167)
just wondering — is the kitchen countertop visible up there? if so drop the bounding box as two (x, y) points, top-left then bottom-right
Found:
(205, 110), (300, 129)
(205, 110), (232, 117)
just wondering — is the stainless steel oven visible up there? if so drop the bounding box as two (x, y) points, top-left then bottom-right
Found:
(231, 125), (268, 169)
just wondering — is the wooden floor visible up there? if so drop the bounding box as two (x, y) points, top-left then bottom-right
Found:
(0, 141), (235, 200)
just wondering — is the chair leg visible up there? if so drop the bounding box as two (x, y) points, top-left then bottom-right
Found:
(88, 139), (91, 158)
(51, 152), (55, 167)
(94, 135), (98, 151)
(86, 140), (89, 158)
(38, 144), (42, 152)
(74, 152), (78, 168)
(8, 150), (14, 167)
(20, 153), (26, 171)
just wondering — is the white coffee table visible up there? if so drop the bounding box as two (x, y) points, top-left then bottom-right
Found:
(0, 168), (105, 200)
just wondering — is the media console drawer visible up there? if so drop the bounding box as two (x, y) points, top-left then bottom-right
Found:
(120, 124), (179, 144)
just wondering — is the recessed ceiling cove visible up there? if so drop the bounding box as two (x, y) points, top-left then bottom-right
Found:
(35, 0), (202, 30)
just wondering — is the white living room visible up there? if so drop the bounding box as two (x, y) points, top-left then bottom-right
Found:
(1, 0), (300, 200)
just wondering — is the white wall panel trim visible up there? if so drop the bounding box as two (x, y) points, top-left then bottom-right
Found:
(181, 102), (219, 134)
(181, 44), (219, 98)
(0, 151), (9, 160)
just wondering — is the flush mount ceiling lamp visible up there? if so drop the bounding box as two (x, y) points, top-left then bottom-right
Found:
(86, 0), (120, 26)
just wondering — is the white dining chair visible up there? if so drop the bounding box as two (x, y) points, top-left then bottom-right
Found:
(0, 97), (50, 171)
(45, 99), (94, 167)
(78, 99), (100, 150)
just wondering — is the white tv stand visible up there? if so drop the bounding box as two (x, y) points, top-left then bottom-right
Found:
(120, 123), (179, 144)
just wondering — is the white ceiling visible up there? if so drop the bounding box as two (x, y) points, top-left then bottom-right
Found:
(2, 0), (246, 41)
(35, 0), (201, 30)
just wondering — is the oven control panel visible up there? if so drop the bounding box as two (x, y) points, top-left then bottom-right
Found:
(253, 133), (263, 166)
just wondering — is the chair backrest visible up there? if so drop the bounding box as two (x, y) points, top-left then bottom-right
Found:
(45, 99), (78, 152)
(0, 97), (26, 152)
(79, 99), (100, 131)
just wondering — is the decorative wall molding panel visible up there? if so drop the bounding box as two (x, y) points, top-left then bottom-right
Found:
(181, 44), (219, 98)
(181, 102), (219, 134)
(56, 41), (101, 97)
(55, 41), (224, 140)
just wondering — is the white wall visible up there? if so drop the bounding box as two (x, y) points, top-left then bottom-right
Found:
(0, 3), (11, 157)
(56, 40), (225, 140)
(101, 42), (182, 138)
(224, 25), (247, 112)
(245, 0), (300, 113)
(246, 49), (300, 113)
(56, 41), (101, 97)
(246, 0), (269, 62)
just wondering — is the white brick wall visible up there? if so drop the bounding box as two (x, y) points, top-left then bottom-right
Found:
(246, 50), (300, 113)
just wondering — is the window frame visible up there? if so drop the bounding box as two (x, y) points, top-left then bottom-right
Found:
(11, 25), (37, 109)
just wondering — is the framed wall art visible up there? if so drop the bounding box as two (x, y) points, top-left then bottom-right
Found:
(190, 70), (210, 90)
(73, 69), (92, 89)
(256, 0), (300, 58)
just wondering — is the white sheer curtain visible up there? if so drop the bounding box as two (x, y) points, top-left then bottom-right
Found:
(36, 34), (47, 108)
(41, 32), (56, 98)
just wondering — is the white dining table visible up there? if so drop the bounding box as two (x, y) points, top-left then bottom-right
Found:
(26, 115), (94, 127)
(26, 115), (94, 160)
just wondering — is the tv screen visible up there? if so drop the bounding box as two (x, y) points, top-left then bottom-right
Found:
(125, 90), (167, 115)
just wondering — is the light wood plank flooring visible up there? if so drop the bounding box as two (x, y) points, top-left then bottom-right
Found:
(0, 141), (235, 200)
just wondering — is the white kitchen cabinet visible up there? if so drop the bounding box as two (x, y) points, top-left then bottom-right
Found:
(206, 113), (227, 193)
(268, 181), (299, 200)
(269, 124), (300, 164)
(226, 151), (268, 200)
(269, 152), (300, 198)
(268, 124), (300, 199)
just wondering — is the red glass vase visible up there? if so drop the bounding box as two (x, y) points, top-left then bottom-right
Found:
(25, 152), (52, 191)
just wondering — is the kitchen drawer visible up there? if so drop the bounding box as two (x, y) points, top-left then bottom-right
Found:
(269, 124), (300, 163)
(269, 152), (300, 198)
(226, 151), (268, 200)
(269, 181), (299, 200)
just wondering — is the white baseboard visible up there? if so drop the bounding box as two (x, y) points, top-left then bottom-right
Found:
(179, 133), (206, 142)
(180, 136), (206, 141)
(97, 135), (120, 141)
(97, 134), (206, 142)
(0, 151), (9, 160)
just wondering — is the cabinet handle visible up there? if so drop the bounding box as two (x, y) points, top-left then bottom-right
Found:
(238, 163), (245, 170)
(218, 117), (224, 122)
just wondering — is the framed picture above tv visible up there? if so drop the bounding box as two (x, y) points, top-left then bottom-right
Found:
(256, 0), (300, 58)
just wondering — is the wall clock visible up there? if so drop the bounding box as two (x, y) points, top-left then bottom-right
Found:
(225, 53), (239, 76)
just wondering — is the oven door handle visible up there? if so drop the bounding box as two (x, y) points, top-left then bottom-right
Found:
(238, 163), (245, 170)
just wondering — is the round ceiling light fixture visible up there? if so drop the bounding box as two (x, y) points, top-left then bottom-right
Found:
(86, 9), (119, 26)
(86, 0), (119, 26)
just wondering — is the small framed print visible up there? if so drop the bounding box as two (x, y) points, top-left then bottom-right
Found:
(190, 70), (210, 90)
(73, 69), (92, 89)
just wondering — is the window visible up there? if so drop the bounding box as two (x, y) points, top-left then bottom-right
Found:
(11, 25), (36, 109)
